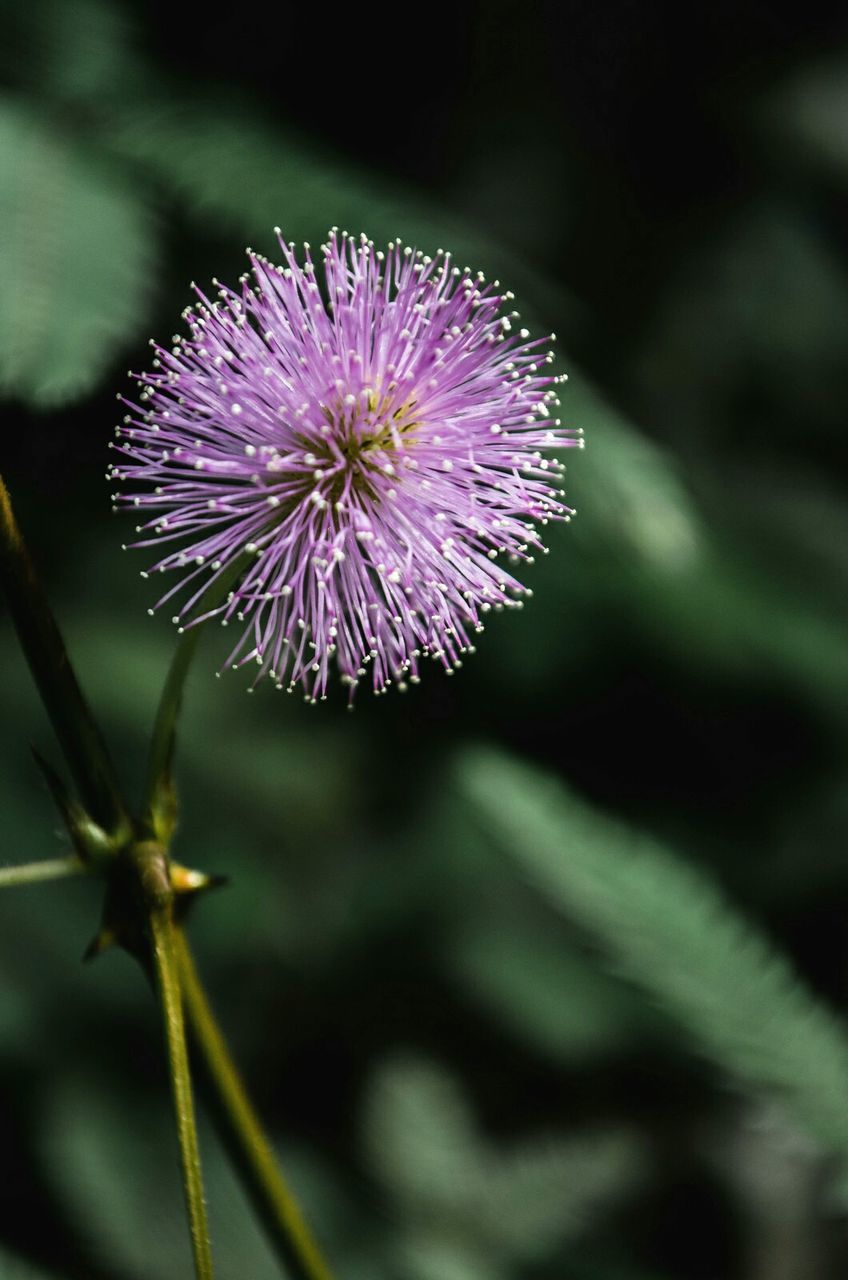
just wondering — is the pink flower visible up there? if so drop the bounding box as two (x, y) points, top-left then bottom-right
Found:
(112, 231), (580, 702)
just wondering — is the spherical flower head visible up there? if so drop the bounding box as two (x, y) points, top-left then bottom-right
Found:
(111, 230), (581, 703)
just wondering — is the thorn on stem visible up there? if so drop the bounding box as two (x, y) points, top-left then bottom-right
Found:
(83, 926), (117, 962)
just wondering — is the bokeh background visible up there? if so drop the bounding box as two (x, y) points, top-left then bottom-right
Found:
(2, 2), (848, 1277)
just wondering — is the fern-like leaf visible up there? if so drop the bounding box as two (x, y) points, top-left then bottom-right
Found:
(459, 747), (848, 1161)
(0, 100), (156, 408)
(364, 1052), (641, 1268)
(102, 98), (577, 328)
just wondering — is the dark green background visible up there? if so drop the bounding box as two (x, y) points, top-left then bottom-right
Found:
(2, 2), (848, 1276)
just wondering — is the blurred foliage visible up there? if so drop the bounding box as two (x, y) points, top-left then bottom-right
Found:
(364, 1053), (643, 1278)
(460, 748), (848, 1162)
(2, 1), (848, 1279)
(0, 101), (155, 407)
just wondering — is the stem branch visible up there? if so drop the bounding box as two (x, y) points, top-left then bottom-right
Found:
(0, 855), (87, 889)
(0, 475), (129, 836)
(148, 895), (215, 1280)
(145, 555), (249, 825)
(174, 928), (333, 1280)
(145, 625), (203, 819)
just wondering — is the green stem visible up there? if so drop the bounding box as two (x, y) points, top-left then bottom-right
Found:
(144, 625), (201, 836)
(174, 928), (334, 1280)
(145, 556), (248, 823)
(146, 876), (215, 1280)
(0, 475), (130, 838)
(0, 855), (87, 889)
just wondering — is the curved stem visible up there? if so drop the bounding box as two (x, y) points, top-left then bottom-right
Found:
(174, 928), (334, 1280)
(144, 624), (202, 833)
(145, 556), (248, 825)
(0, 855), (87, 889)
(0, 475), (130, 838)
(149, 904), (215, 1280)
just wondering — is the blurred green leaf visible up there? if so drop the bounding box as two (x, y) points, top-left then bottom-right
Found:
(489, 439), (848, 724)
(459, 747), (848, 1163)
(568, 395), (702, 571)
(0, 100), (156, 408)
(759, 55), (848, 181)
(632, 205), (848, 435)
(107, 99), (390, 244)
(364, 1053), (641, 1270)
(446, 904), (651, 1064)
(396, 1234), (502, 1280)
(41, 1076), (193, 1279)
(102, 96), (578, 329)
(0, 0), (140, 104)
(626, 533), (848, 723)
(0, 1249), (60, 1279)
(40, 1074), (334, 1280)
(365, 1055), (483, 1208)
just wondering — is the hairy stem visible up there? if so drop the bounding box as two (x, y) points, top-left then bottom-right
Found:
(0, 855), (87, 889)
(0, 474), (130, 837)
(143, 849), (215, 1280)
(174, 928), (333, 1280)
